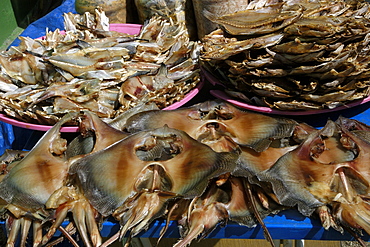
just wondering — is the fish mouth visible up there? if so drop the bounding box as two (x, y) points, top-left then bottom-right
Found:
(134, 129), (183, 162)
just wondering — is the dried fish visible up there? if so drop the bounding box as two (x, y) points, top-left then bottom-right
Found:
(125, 100), (301, 152)
(202, 0), (370, 111)
(70, 125), (238, 245)
(4, 99), (370, 246)
(0, 9), (201, 125)
(0, 113), (78, 246)
(258, 117), (370, 242)
(192, 0), (251, 38)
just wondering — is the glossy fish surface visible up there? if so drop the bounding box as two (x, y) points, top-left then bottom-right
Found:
(125, 100), (301, 152)
(259, 118), (370, 238)
(71, 125), (238, 216)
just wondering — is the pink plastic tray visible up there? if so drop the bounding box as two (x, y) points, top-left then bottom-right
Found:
(204, 69), (370, 116)
(210, 90), (370, 116)
(0, 115), (78, 132)
(163, 78), (204, 111)
(0, 23), (204, 132)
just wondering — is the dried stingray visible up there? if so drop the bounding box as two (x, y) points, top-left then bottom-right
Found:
(258, 118), (370, 243)
(124, 99), (315, 247)
(170, 176), (284, 247)
(124, 99), (302, 152)
(0, 110), (131, 247)
(0, 113), (79, 246)
(70, 125), (238, 246)
(42, 111), (130, 247)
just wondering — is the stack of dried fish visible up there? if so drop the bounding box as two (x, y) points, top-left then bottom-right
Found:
(0, 8), (201, 125)
(201, 0), (370, 111)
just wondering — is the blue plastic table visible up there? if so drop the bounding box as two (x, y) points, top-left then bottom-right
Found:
(98, 209), (369, 241)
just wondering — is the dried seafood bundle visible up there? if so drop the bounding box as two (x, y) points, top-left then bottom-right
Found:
(201, 0), (370, 111)
(0, 9), (201, 125)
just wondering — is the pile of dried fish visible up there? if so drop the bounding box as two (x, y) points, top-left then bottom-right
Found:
(123, 99), (315, 247)
(0, 100), (310, 247)
(4, 100), (370, 247)
(0, 9), (201, 125)
(201, 0), (370, 111)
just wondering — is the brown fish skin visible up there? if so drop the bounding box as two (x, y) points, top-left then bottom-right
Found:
(42, 111), (130, 247)
(329, 124), (370, 235)
(0, 113), (78, 247)
(192, 0), (251, 38)
(77, 111), (130, 153)
(259, 118), (370, 239)
(235, 145), (297, 181)
(173, 176), (283, 247)
(0, 113), (77, 211)
(70, 125), (238, 246)
(259, 121), (350, 215)
(173, 178), (230, 247)
(125, 100), (300, 152)
(70, 125), (237, 215)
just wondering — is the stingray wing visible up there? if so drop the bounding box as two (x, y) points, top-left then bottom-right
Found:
(70, 125), (238, 216)
(69, 133), (147, 216)
(125, 100), (303, 152)
(0, 113), (77, 209)
(235, 145), (297, 179)
(220, 104), (299, 152)
(158, 127), (238, 198)
(258, 121), (343, 215)
(124, 106), (208, 139)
